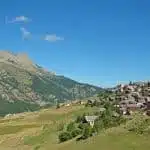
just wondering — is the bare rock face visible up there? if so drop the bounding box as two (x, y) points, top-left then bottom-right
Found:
(0, 50), (36, 72)
(0, 51), (17, 62)
(17, 53), (36, 70)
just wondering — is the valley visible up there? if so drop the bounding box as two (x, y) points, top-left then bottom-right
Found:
(0, 51), (150, 150)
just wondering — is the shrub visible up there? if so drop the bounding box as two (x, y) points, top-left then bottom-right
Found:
(59, 131), (72, 142)
(81, 124), (92, 139)
(125, 114), (150, 134)
(94, 111), (100, 116)
(101, 111), (113, 128)
(57, 122), (65, 131)
(93, 120), (104, 133)
(113, 115), (127, 126)
(71, 129), (81, 138)
(76, 114), (86, 123)
(78, 123), (88, 130)
(67, 122), (76, 132)
(34, 145), (41, 150)
(76, 115), (83, 123)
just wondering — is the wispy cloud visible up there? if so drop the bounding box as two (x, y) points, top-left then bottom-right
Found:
(20, 27), (31, 40)
(44, 34), (64, 42)
(5, 16), (31, 24)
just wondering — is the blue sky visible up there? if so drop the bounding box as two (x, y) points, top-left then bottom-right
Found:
(0, 0), (150, 87)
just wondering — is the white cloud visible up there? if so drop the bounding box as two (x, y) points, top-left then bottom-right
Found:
(20, 27), (31, 40)
(44, 34), (64, 42)
(5, 16), (31, 24)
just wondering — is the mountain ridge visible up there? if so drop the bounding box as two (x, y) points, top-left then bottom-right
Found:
(0, 50), (103, 116)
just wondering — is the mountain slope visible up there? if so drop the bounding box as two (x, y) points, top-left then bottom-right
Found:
(0, 51), (103, 116)
(0, 105), (150, 150)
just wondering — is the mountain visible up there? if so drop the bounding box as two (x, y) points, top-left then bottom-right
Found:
(0, 50), (103, 116)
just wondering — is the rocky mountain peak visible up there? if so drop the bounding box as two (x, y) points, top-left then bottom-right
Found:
(0, 50), (36, 72)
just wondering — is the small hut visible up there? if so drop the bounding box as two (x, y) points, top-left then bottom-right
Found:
(85, 116), (98, 128)
(99, 107), (106, 112)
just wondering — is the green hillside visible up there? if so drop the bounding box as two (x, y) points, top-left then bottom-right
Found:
(0, 51), (102, 116)
(0, 105), (149, 150)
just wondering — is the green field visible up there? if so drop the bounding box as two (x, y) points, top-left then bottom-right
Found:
(0, 105), (150, 150)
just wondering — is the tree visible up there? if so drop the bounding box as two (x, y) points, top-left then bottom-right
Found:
(101, 102), (114, 128)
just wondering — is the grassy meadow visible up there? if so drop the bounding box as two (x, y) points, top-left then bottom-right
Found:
(0, 105), (150, 150)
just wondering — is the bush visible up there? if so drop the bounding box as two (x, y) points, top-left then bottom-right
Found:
(93, 120), (104, 133)
(125, 114), (150, 134)
(78, 123), (88, 130)
(94, 111), (100, 116)
(113, 115), (127, 126)
(76, 115), (83, 123)
(67, 122), (76, 132)
(71, 129), (81, 138)
(34, 145), (41, 150)
(76, 114), (87, 123)
(101, 111), (112, 128)
(81, 124), (93, 139)
(59, 131), (72, 142)
(57, 122), (64, 131)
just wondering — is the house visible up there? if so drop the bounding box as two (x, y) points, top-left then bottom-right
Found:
(71, 100), (78, 105)
(65, 103), (71, 107)
(126, 85), (135, 92)
(78, 100), (87, 105)
(112, 111), (120, 117)
(126, 104), (138, 111)
(59, 103), (65, 107)
(87, 99), (95, 105)
(99, 107), (106, 112)
(120, 107), (127, 115)
(122, 103), (139, 115)
(120, 100), (127, 106)
(120, 103), (139, 115)
(128, 99), (137, 104)
(117, 84), (125, 93)
(81, 101), (86, 105)
(85, 116), (98, 128)
(137, 102), (144, 108)
(4, 113), (16, 119)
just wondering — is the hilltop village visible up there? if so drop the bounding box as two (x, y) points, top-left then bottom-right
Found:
(58, 81), (150, 117)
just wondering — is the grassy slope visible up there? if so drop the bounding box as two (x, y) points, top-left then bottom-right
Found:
(58, 132), (150, 150)
(0, 105), (150, 150)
